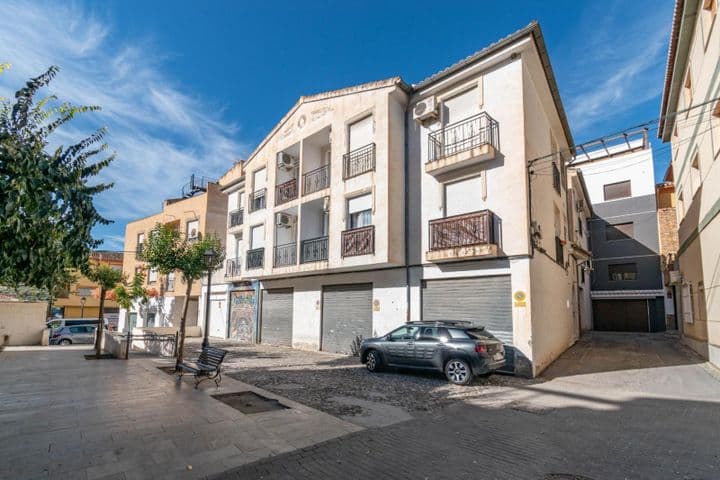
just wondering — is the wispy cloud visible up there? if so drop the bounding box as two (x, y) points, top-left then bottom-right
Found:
(563, 2), (671, 134)
(0, 1), (248, 247)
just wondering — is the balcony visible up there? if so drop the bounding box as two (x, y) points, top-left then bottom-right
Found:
(273, 243), (297, 267)
(341, 225), (374, 257)
(249, 189), (267, 212)
(301, 236), (328, 263)
(343, 143), (375, 180)
(229, 209), (243, 229)
(426, 112), (498, 177)
(275, 179), (298, 205)
(303, 164), (330, 195)
(246, 248), (264, 269)
(427, 210), (498, 262)
(225, 258), (242, 277)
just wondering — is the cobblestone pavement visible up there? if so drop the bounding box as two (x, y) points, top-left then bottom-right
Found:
(210, 333), (720, 480)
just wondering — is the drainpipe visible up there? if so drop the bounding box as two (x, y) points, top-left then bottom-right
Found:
(404, 98), (411, 323)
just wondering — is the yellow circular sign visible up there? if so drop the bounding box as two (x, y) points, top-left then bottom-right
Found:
(513, 291), (526, 302)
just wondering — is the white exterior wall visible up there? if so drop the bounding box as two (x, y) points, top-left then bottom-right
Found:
(578, 143), (656, 203)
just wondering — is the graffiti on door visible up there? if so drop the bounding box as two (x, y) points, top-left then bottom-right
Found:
(229, 289), (255, 343)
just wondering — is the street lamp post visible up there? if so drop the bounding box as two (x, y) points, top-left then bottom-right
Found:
(202, 249), (217, 349)
(80, 296), (87, 317)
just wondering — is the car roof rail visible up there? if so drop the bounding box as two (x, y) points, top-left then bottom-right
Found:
(407, 320), (474, 326)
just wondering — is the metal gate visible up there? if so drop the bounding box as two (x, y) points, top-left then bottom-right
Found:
(321, 284), (372, 354)
(422, 276), (514, 371)
(260, 288), (293, 346)
(593, 299), (650, 332)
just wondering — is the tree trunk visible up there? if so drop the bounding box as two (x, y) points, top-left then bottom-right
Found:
(175, 279), (193, 368)
(94, 287), (106, 357)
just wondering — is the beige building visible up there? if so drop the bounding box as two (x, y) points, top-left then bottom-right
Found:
(656, 166), (680, 330)
(118, 180), (227, 333)
(658, 0), (719, 366)
(218, 22), (587, 377)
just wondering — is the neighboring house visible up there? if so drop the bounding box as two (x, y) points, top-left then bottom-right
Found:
(118, 178), (227, 334)
(575, 134), (666, 332)
(656, 166), (680, 330)
(52, 251), (124, 327)
(567, 168), (594, 333)
(658, 0), (719, 366)
(219, 22), (583, 377)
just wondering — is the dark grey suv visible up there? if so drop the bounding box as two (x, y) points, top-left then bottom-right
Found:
(360, 321), (505, 385)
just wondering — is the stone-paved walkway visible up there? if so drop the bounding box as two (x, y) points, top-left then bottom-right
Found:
(212, 333), (720, 480)
(0, 348), (359, 480)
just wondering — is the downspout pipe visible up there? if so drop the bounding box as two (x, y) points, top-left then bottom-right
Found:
(404, 99), (411, 323)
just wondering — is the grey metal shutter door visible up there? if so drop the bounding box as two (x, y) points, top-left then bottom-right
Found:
(260, 288), (293, 346)
(322, 284), (372, 354)
(422, 276), (513, 344)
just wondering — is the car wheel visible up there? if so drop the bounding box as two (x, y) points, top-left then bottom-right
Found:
(445, 359), (472, 385)
(365, 350), (382, 372)
(59, 339), (72, 346)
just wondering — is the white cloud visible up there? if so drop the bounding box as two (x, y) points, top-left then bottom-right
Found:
(0, 1), (248, 246)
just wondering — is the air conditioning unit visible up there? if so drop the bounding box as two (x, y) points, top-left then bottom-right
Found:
(277, 152), (298, 169)
(322, 196), (330, 213)
(669, 270), (682, 284)
(276, 212), (295, 227)
(531, 221), (543, 239)
(413, 97), (438, 123)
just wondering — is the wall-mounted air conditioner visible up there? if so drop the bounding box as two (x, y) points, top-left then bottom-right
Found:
(276, 212), (295, 227)
(277, 152), (298, 169)
(322, 196), (330, 213)
(413, 97), (438, 123)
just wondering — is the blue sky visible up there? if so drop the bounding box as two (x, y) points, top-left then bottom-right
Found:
(0, 0), (675, 250)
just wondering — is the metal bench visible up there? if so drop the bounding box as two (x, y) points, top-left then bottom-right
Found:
(176, 346), (228, 388)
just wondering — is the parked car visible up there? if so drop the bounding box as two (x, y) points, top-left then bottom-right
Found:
(46, 318), (105, 331)
(359, 320), (506, 385)
(49, 325), (97, 345)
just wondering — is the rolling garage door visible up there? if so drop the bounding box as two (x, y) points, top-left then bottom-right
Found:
(322, 284), (372, 354)
(260, 288), (293, 346)
(593, 300), (649, 332)
(422, 276), (514, 371)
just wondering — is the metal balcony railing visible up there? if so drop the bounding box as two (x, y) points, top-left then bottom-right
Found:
(225, 258), (242, 277)
(273, 243), (297, 267)
(249, 189), (267, 212)
(229, 209), (243, 228)
(246, 248), (264, 269)
(275, 179), (298, 205)
(427, 112), (499, 162)
(428, 210), (496, 250)
(303, 164), (330, 195)
(341, 225), (374, 257)
(343, 143), (375, 179)
(301, 236), (328, 263)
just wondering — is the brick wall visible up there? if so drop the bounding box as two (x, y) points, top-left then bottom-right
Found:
(657, 207), (679, 257)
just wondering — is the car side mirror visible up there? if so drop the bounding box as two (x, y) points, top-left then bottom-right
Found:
(385, 335), (394, 341)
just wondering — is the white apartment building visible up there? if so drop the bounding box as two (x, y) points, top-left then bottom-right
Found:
(217, 22), (585, 376)
(659, 0), (719, 366)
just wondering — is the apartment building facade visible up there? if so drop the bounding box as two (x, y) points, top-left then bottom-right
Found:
(118, 180), (228, 333)
(214, 22), (585, 377)
(575, 137), (666, 332)
(659, 0), (719, 366)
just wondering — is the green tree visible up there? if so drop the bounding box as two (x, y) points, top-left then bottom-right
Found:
(86, 264), (123, 357)
(141, 223), (224, 366)
(114, 270), (148, 312)
(0, 66), (115, 295)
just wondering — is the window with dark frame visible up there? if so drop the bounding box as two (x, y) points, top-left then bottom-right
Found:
(552, 162), (561, 194)
(605, 222), (634, 241)
(555, 236), (564, 265)
(603, 180), (631, 201)
(608, 263), (638, 281)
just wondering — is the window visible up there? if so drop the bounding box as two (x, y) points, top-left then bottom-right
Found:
(348, 115), (374, 151)
(605, 222), (634, 241)
(577, 217), (583, 236)
(603, 180), (631, 201)
(136, 233), (145, 257)
(689, 152), (702, 198)
(416, 326), (449, 341)
(555, 236), (564, 265)
(148, 268), (158, 283)
(250, 168), (267, 211)
(442, 87), (478, 125)
(552, 162), (561, 194)
(701, 0), (717, 49)
(347, 193), (372, 229)
(683, 66), (693, 108)
(608, 263), (638, 281)
(186, 220), (200, 240)
(77, 287), (93, 297)
(250, 224), (265, 249)
(445, 176), (483, 216)
(388, 325), (419, 340)
(144, 312), (156, 328)
(682, 282), (694, 323)
(165, 272), (175, 291)
(678, 191), (685, 218)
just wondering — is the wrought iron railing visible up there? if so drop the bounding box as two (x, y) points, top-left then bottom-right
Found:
(246, 248), (264, 269)
(229, 209), (243, 228)
(428, 210), (496, 250)
(303, 164), (330, 195)
(273, 243), (297, 267)
(341, 225), (374, 257)
(343, 143), (375, 179)
(249, 189), (267, 212)
(427, 112), (499, 162)
(275, 179), (298, 205)
(225, 258), (242, 277)
(301, 236), (328, 263)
